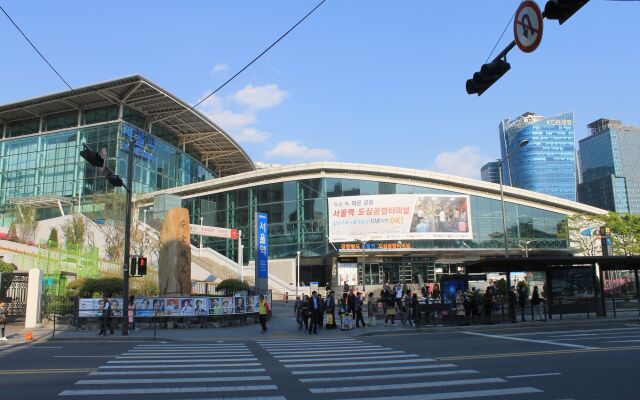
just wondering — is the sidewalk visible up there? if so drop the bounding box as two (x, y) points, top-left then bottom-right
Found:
(19, 300), (640, 343)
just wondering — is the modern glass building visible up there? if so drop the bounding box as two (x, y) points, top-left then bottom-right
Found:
(578, 118), (640, 214)
(480, 161), (500, 184)
(499, 112), (576, 201)
(138, 163), (604, 287)
(0, 76), (253, 225)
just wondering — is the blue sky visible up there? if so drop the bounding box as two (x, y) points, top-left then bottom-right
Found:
(1, 1), (638, 178)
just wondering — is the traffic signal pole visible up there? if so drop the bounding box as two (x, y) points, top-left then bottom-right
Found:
(121, 139), (134, 336)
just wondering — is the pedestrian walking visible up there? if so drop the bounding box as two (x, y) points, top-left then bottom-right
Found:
(258, 294), (269, 334)
(127, 295), (136, 331)
(455, 288), (465, 325)
(411, 292), (419, 326)
(384, 294), (396, 326)
(343, 281), (350, 296)
(518, 285), (527, 322)
(0, 301), (7, 341)
(294, 296), (304, 330)
(317, 293), (325, 327)
(367, 292), (377, 326)
(302, 295), (310, 331)
(401, 291), (412, 327)
(98, 294), (114, 336)
(355, 292), (366, 328)
(483, 288), (493, 324)
(531, 286), (543, 321)
(348, 288), (357, 319)
(326, 291), (336, 329)
(508, 286), (517, 323)
(308, 291), (321, 334)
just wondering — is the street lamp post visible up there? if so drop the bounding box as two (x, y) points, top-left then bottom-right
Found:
(296, 250), (301, 297)
(199, 217), (203, 257)
(496, 139), (530, 258)
(520, 240), (536, 258)
(354, 239), (369, 292)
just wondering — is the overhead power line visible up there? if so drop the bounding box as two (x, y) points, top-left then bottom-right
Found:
(0, 4), (74, 91)
(484, 1), (524, 63)
(182, 0), (327, 117)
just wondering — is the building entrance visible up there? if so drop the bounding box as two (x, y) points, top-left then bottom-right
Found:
(354, 256), (436, 285)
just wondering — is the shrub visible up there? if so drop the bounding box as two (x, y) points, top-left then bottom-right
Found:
(67, 277), (123, 298)
(49, 228), (59, 248)
(215, 279), (249, 295)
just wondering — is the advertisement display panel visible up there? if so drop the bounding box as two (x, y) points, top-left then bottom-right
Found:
(193, 298), (209, 315)
(337, 262), (358, 286)
(210, 297), (223, 315)
(328, 194), (472, 241)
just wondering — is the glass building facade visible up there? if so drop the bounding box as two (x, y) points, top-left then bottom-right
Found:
(185, 177), (570, 285)
(0, 118), (213, 225)
(480, 161), (500, 184)
(499, 112), (576, 201)
(578, 118), (640, 214)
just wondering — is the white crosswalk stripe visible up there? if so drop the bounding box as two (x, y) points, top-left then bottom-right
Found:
(258, 339), (546, 399)
(505, 327), (640, 346)
(58, 343), (280, 399)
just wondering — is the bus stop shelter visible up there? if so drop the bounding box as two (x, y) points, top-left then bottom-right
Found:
(463, 256), (640, 317)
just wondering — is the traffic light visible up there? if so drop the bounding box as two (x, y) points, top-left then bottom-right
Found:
(106, 171), (124, 187)
(129, 255), (139, 276)
(466, 58), (511, 96)
(543, 0), (589, 25)
(79, 144), (105, 168)
(137, 257), (147, 276)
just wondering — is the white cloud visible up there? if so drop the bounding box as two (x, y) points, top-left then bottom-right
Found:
(211, 63), (228, 74)
(234, 128), (270, 144)
(208, 110), (256, 129)
(266, 140), (335, 161)
(233, 84), (288, 109)
(432, 146), (491, 179)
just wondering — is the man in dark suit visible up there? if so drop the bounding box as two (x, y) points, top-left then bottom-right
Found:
(347, 288), (357, 319)
(308, 291), (321, 335)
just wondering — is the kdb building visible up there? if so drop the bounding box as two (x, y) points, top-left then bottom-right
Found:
(0, 76), (604, 292)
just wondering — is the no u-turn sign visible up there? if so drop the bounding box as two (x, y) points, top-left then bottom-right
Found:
(514, 1), (543, 53)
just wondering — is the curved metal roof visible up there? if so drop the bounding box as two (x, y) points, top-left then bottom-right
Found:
(0, 75), (254, 176)
(136, 162), (607, 216)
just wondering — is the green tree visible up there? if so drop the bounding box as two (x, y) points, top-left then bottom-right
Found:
(61, 213), (86, 246)
(67, 277), (123, 297)
(567, 214), (601, 256)
(0, 259), (15, 273)
(49, 228), (59, 248)
(215, 279), (249, 295)
(599, 212), (640, 255)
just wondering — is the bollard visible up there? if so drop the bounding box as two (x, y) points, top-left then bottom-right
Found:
(24, 331), (33, 341)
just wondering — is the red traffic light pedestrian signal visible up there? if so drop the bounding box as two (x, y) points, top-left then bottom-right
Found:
(137, 257), (147, 276)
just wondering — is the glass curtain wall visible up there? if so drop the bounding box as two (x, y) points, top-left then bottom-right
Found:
(187, 177), (570, 262)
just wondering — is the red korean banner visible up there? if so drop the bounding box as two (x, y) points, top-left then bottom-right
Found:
(328, 194), (472, 241)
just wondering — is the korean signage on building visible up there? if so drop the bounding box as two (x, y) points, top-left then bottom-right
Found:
(255, 212), (268, 279)
(328, 194), (472, 241)
(191, 225), (239, 240)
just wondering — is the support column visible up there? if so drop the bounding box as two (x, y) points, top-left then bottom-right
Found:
(25, 268), (44, 329)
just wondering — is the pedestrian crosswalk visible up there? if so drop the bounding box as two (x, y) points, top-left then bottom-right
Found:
(257, 338), (544, 399)
(58, 342), (284, 399)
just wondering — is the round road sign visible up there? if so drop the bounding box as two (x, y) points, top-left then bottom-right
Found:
(514, 0), (543, 53)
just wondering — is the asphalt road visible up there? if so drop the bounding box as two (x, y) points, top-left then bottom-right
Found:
(1, 321), (640, 400)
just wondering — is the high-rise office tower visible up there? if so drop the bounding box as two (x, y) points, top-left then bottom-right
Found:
(578, 118), (640, 214)
(499, 112), (576, 201)
(480, 161), (500, 184)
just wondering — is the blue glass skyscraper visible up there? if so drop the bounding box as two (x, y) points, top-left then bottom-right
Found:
(499, 112), (576, 201)
(578, 118), (640, 214)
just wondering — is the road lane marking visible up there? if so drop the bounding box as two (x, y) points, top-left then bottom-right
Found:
(300, 369), (478, 383)
(509, 327), (640, 337)
(279, 354), (417, 363)
(285, 358), (434, 368)
(605, 339), (640, 343)
(437, 345), (640, 361)
(274, 350), (405, 358)
(291, 363), (458, 375)
(0, 368), (95, 375)
(54, 356), (118, 358)
(267, 345), (384, 354)
(59, 385), (278, 396)
(309, 378), (506, 393)
(77, 376), (271, 385)
(116, 353), (253, 359)
(339, 387), (542, 400)
(90, 368), (266, 376)
(99, 362), (261, 369)
(462, 331), (598, 349)
(107, 357), (257, 364)
(506, 372), (561, 379)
